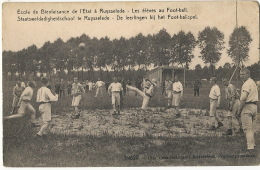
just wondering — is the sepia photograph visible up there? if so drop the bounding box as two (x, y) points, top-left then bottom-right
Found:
(2, 0), (260, 167)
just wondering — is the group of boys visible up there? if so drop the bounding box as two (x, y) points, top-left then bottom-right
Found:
(5, 68), (259, 152)
(208, 68), (258, 153)
(163, 76), (184, 118)
(5, 78), (59, 138)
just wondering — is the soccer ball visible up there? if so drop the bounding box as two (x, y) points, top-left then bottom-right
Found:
(79, 43), (85, 50)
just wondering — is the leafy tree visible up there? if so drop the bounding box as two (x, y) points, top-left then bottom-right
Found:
(227, 26), (252, 65)
(170, 31), (197, 68)
(223, 62), (232, 69)
(96, 36), (111, 79)
(152, 28), (171, 66)
(198, 27), (225, 75)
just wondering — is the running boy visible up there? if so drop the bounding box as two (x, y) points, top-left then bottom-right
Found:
(71, 77), (85, 119)
(36, 77), (59, 137)
(4, 81), (39, 127)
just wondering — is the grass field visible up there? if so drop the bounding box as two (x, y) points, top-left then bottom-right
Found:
(2, 80), (260, 166)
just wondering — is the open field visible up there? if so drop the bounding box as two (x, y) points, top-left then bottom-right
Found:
(2, 80), (260, 166)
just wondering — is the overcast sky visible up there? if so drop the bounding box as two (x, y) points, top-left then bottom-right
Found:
(2, 1), (259, 69)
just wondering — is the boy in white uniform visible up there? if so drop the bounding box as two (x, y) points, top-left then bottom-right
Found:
(36, 77), (58, 137)
(108, 77), (123, 115)
(208, 77), (223, 130)
(4, 81), (39, 127)
(126, 78), (157, 115)
(95, 78), (105, 97)
(237, 68), (258, 153)
(172, 76), (183, 118)
(71, 77), (85, 119)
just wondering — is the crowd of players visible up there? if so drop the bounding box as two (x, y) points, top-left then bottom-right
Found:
(4, 68), (259, 153)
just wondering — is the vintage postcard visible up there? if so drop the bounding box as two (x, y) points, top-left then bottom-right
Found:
(2, 0), (260, 167)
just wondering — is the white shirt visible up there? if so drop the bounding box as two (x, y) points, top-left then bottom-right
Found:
(209, 84), (220, 100)
(37, 87), (58, 102)
(108, 82), (123, 92)
(241, 78), (259, 102)
(172, 81), (183, 92)
(20, 86), (34, 101)
(96, 81), (104, 87)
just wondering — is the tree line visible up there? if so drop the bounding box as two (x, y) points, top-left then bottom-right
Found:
(3, 26), (256, 82)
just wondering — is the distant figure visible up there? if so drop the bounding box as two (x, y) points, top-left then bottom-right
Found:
(67, 81), (72, 96)
(126, 79), (131, 93)
(85, 80), (89, 92)
(108, 77), (123, 115)
(4, 81), (39, 128)
(105, 81), (110, 92)
(162, 80), (165, 95)
(172, 76), (183, 118)
(36, 77), (58, 137)
(193, 79), (202, 97)
(222, 78), (243, 135)
(95, 78), (105, 97)
(59, 79), (66, 98)
(55, 81), (60, 95)
(164, 77), (173, 108)
(208, 77), (223, 130)
(120, 77), (126, 95)
(10, 81), (23, 115)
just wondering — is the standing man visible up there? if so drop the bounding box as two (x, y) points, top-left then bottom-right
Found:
(108, 77), (123, 115)
(237, 68), (258, 152)
(172, 76), (183, 118)
(193, 78), (202, 97)
(71, 77), (85, 119)
(222, 78), (243, 135)
(67, 81), (72, 96)
(10, 81), (23, 115)
(36, 77), (59, 137)
(4, 81), (39, 127)
(126, 79), (131, 94)
(59, 79), (66, 98)
(208, 77), (223, 130)
(164, 77), (173, 108)
(95, 78), (105, 97)
(54, 80), (60, 95)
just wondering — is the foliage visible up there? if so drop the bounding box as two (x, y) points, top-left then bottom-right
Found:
(227, 26), (252, 65)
